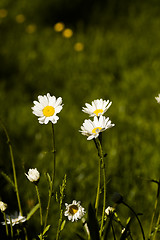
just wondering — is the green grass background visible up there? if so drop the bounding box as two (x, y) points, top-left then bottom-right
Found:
(0, 0), (160, 239)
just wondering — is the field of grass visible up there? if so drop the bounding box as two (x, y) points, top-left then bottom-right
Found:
(1, 0), (160, 239)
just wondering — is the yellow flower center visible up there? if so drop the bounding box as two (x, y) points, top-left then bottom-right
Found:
(93, 109), (103, 116)
(92, 127), (102, 134)
(69, 205), (78, 215)
(43, 106), (55, 117)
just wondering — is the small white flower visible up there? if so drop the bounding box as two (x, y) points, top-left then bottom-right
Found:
(32, 93), (63, 124)
(0, 201), (7, 212)
(80, 115), (115, 140)
(105, 206), (115, 216)
(82, 99), (112, 117)
(2, 212), (26, 226)
(25, 168), (40, 183)
(155, 94), (160, 104)
(64, 200), (85, 222)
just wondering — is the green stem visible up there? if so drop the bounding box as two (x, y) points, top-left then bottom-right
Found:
(35, 184), (43, 227)
(122, 201), (145, 240)
(3, 212), (9, 236)
(152, 211), (160, 240)
(97, 138), (106, 238)
(95, 153), (101, 216)
(0, 120), (23, 216)
(44, 123), (56, 230)
(9, 215), (13, 238)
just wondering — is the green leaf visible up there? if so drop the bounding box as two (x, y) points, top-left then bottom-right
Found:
(60, 220), (66, 231)
(26, 203), (40, 220)
(0, 171), (15, 190)
(87, 203), (100, 240)
(43, 225), (51, 235)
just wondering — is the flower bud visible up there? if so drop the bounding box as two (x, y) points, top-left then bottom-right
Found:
(25, 168), (40, 183)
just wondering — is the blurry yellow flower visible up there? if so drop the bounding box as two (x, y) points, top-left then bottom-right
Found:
(16, 14), (25, 23)
(62, 28), (73, 38)
(26, 24), (36, 34)
(0, 9), (8, 18)
(54, 22), (65, 32)
(74, 42), (84, 52)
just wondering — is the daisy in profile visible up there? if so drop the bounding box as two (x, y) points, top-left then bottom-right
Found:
(82, 99), (112, 117)
(2, 212), (26, 226)
(32, 93), (63, 124)
(80, 116), (115, 140)
(0, 201), (7, 212)
(64, 200), (85, 222)
(155, 94), (160, 104)
(25, 168), (40, 183)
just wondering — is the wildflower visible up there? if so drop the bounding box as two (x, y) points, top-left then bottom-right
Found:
(105, 206), (115, 216)
(74, 42), (84, 52)
(26, 24), (36, 34)
(82, 99), (112, 117)
(155, 94), (160, 104)
(32, 93), (63, 124)
(2, 212), (26, 226)
(0, 201), (7, 212)
(0, 9), (8, 18)
(16, 14), (25, 23)
(62, 28), (73, 38)
(25, 168), (40, 183)
(80, 116), (115, 140)
(64, 200), (85, 222)
(54, 22), (65, 32)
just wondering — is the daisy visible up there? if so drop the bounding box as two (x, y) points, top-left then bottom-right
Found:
(2, 212), (26, 226)
(0, 201), (7, 212)
(155, 94), (160, 104)
(32, 93), (63, 124)
(82, 99), (112, 117)
(80, 116), (115, 140)
(25, 168), (40, 183)
(105, 206), (115, 216)
(64, 200), (85, 222)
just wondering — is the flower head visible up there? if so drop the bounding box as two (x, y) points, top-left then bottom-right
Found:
(64, 200), (85, 222)
(32, 93), (63, 124)
(82, 99), (112, 117)
(2, 212), (26, 226)
(155, 94), (160, 104)
(80, 116), (115, 140)
(105, 206), (115, 216)
(25, 168), (40, 183)
(0, 201), (7, 212)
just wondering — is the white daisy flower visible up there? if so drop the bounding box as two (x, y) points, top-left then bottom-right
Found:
(80, 116), (115, 140)
(2, 212), (26, 226)
(82, 99), (112, 117)
(155, 94), (160, 104)
(25, 168), (40, 183)
(0, 201), (7, 212)
(64, 200), (85, 222)
(105, 206), (115, 216)
(32, 93), (63, 124)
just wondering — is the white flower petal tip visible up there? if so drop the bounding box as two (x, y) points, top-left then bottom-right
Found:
(80, 116), (115, 140)
(82, 99), (112, 117)
(64, 200), (85, 222)
(25, 168), (40, 183)
(32, 93), (63, 124)
(155, 94), (160, 104)
(105, 206), (115, 216)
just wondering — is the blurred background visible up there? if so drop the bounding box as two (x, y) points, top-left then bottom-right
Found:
(0, 0), (160, 239)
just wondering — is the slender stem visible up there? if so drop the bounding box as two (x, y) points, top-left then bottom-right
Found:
(56, 209), (63, 240)
(97, 138), (106, 237)
(9, 216), (13, 238)
(122, 201), (145, 240)
(44, 123), (56, 230)
(3, 212), (9, 236)
(95, 153), (101, 216)
(0, 121), (23, 216)
(35, 184), (43, 227)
